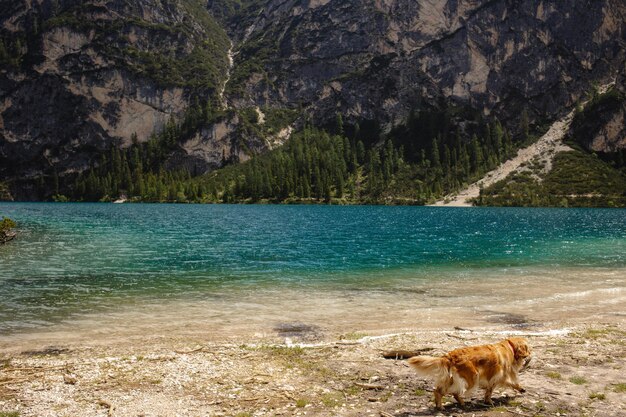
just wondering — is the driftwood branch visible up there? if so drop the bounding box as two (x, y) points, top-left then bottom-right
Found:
(446, 333), (478, 341)
(0, 377), (31, 385)
(454, 326), (474, 332)
(381, 348), (434, 360)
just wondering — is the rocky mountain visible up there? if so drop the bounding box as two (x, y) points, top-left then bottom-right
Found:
(219, 0), (624, 124)
(1, 0), (625, 200)
(0, 0), (231, 195)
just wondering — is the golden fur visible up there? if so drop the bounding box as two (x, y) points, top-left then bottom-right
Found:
(408, 337), (531, 410)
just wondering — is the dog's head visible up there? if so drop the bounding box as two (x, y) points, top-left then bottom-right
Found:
(507, 337), (532, 368)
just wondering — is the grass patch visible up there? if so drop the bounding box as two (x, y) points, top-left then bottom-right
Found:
(546, 371), (562, 379)
(258, 345), (336, 377)
(611, 383), (626, 393)
(255, 345), (306, 367)
(589, 392), (606, 400)
(263, 345), (304, 359)
(320, 392), (343, 408)
(414, 388), (428, 396)
(379, 391), (393, 402)
(569, 376), (587, 385)
(582, 329), (611, 338)
(341, 332), (368, 341)
(295, 398), (308, 408)
(0, 412), (20, 417)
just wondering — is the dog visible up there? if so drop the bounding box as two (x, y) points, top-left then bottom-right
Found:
(408, 337), (531, 410)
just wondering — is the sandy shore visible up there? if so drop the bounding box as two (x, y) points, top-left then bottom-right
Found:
(0, 320), (624, 417)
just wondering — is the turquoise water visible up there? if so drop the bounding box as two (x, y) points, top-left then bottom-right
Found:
(1, 203), (625, 334)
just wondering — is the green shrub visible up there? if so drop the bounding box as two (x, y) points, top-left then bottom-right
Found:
(0, 217), (16, 233)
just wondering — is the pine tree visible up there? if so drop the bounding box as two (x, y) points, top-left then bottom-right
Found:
(493, 120), (504, 160)
(356, 141), (365, 165)
(324, 182), (332, 202)
(430, 137), (441, 171)
(336, 175), (344, 198)
(335, 112), (344, 136)
(470, 135), (483, 174)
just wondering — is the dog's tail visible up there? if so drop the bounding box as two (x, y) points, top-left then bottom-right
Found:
(407, 355), (450, 380)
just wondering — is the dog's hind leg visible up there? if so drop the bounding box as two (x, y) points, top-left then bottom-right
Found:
(434, 387), (444, 410)
(450, 360), (478, 408)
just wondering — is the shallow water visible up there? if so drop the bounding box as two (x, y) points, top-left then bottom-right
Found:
(1, 203), (625, 339)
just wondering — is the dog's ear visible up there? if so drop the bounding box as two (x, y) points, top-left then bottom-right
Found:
(508, 338), (530, 359)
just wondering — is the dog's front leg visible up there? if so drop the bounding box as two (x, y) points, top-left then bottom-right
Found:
(511, 383), (526, 393)
(453, 393), (466, 408)
(483, 387), (494, 405)
(507, 376), (526, 393)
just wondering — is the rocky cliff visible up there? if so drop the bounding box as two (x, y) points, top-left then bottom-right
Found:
(222, 0), (624, 132)
(1, 0), (625, 199)
(0, 0), (230, 196)
(570, 74), (626, 154)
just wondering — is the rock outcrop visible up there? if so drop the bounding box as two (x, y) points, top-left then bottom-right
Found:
(570, 75), (626, 153)
(223, 0), (625, 135)
(0, 0), (230, 197)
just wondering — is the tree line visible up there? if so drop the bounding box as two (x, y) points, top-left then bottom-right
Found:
(50, 102), (522, 204)
(66, 98), (224, 202)
(190, 113), (518, 204)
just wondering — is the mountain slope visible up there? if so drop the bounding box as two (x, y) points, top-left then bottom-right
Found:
(433, 109), (576, 206)
(0, 0), (625, 203)
(434, 82), (620, 206)
(471, 85), (626, 207)
(0, 0), (230, 197)
(222, 0), (625, 133)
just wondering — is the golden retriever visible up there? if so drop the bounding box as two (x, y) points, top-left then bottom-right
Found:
(408, 337), (531, 410)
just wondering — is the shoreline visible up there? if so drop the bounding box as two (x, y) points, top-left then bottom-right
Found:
(0, 322), (624, 417)
(5, 200), (626, 208)
(1, 264), (623, 347)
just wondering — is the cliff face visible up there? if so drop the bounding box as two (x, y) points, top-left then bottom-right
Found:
(224, 0), (625, 132)
(0, 0), (230, 187)
(1, 0), (625, 199)
(568, 73), (626, 154)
